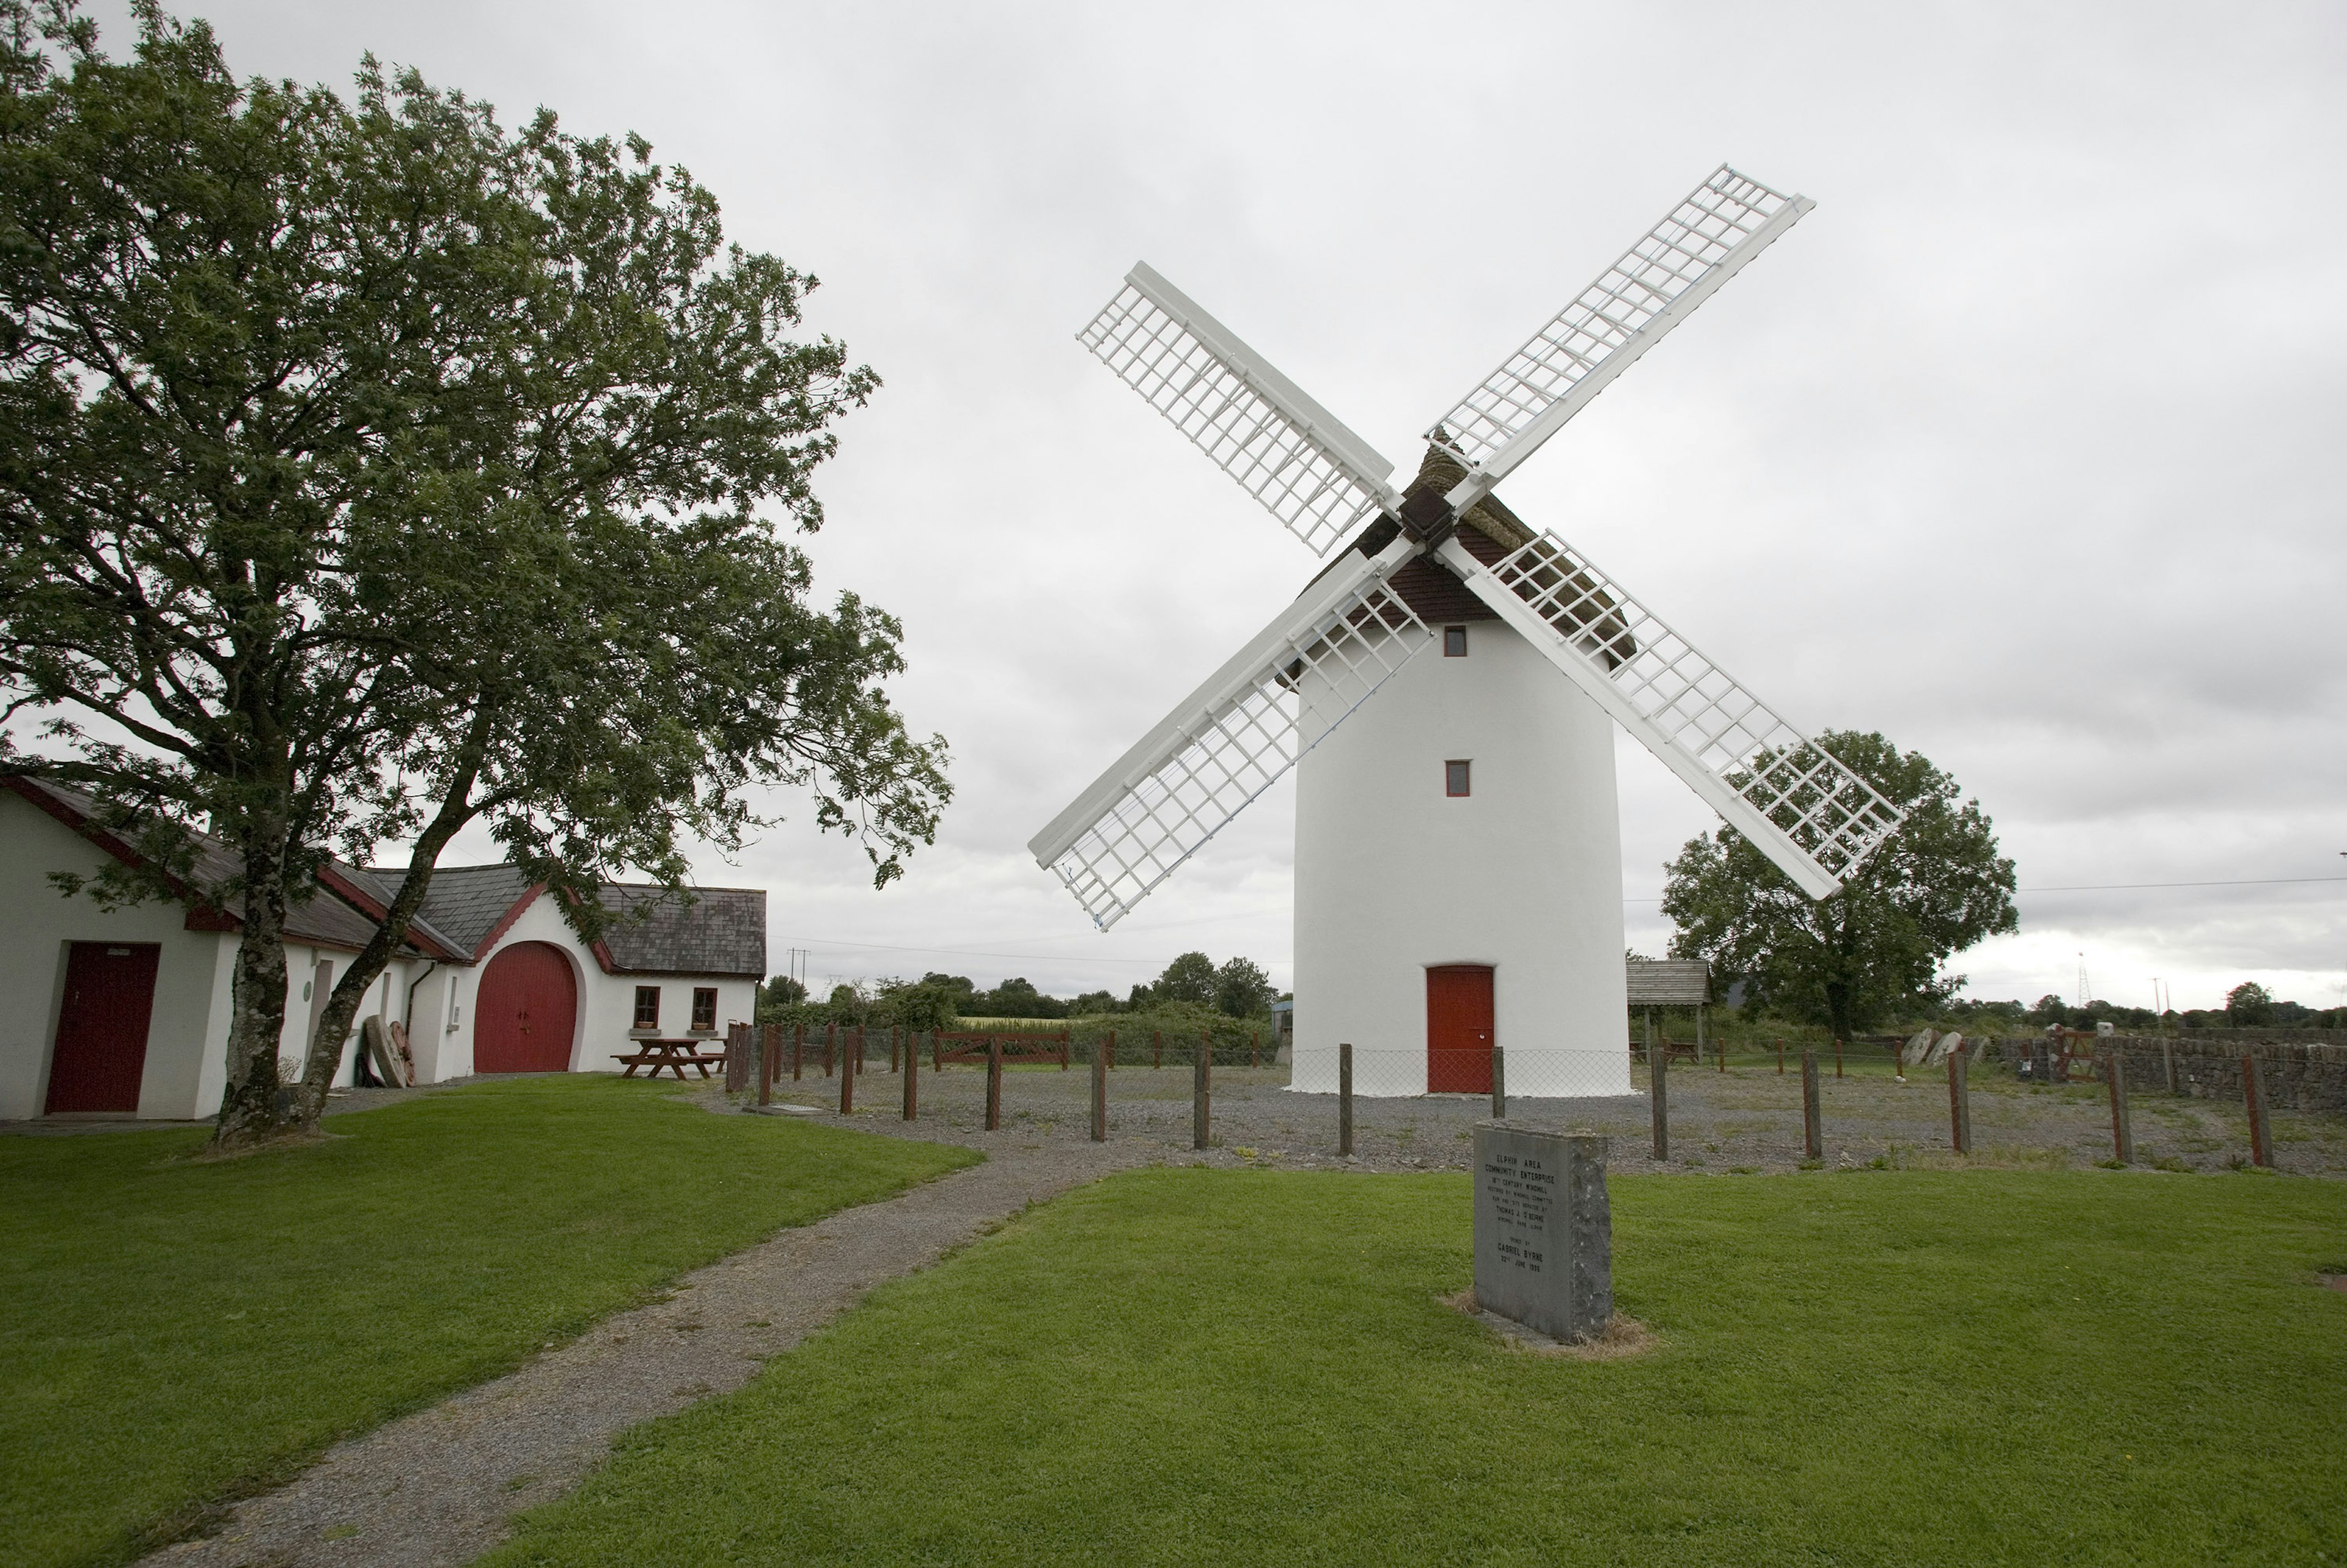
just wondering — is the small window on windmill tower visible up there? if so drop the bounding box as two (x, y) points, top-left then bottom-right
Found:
(1445, 760), (1471, 797)
(1443, 625), (1468, 657)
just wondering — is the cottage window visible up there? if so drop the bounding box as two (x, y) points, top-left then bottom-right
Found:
(1443, 625), (1468, 658)
(633, 986), (661, 1030)
(691, 987), (718, 1033)
(1445, 760), (1471, 797)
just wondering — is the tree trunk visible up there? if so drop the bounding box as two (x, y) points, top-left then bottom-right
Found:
(212, 803), (299, 1149)
(291, 720), (493, 1126)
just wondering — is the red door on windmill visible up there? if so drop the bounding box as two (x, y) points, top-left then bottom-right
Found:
(1426, 965), (1494, 1093)
(473, 942), (577, 1073)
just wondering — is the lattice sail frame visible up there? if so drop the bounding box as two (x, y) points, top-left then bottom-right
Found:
(1041, 582), (1432, 930)
(1079, 263), (1398, 557)
(1428, 166), (1807, 476)
(1478, 530), (1901, 885)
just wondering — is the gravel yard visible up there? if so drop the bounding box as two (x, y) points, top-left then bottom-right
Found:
(738, 1053), (2347, 1178)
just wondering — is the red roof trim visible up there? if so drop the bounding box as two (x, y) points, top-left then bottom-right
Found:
(469, 884), (546, 962)
(4, 775), (241, 932)
(314, 864), (465, 962)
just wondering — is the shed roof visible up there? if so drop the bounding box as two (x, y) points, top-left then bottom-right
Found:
(1626, 959), (1711, 1006)
(592, 884), (766, 978)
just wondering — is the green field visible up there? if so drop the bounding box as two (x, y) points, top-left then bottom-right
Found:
(488, 1166), (2347, 1567)
(0, 1077), (978, 1568)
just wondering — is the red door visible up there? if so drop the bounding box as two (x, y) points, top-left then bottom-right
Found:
(474, 942), (577, 1073)
(1427, 965), (1494, 1094)
(46, 942), (161, 1113)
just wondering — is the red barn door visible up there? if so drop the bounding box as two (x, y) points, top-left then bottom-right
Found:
(46, 942), (160, 1113)
(474, 942), (577, 1073)
(1426, 965), (1494, 1094)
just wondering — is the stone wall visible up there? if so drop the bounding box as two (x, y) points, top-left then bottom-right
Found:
(1991, 1035), (2347, 1115)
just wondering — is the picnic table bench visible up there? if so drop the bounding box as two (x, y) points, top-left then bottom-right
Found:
(612, 1037), (727, 1080)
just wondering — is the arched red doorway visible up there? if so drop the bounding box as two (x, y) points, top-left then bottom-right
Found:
(474, 942), (577, 1073)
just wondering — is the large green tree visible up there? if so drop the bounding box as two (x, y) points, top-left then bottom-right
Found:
(0, 2), (948, 1146)
(1660, 731), (2015, 1042)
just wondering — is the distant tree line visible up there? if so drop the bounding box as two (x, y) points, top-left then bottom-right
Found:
(755, 951), (1283, 1030)
(1935, 981), (2346, 1035)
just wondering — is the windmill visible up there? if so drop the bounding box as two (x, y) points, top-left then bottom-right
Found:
(1029, 166), (1903, 1097)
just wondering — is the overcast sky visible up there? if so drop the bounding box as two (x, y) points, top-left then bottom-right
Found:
(80, 0), (2347, 1013)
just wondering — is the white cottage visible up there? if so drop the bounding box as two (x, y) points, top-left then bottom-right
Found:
(1, 776), (765, 1120)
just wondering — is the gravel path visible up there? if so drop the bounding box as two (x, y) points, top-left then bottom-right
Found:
(142, 1116), (1155, 1568)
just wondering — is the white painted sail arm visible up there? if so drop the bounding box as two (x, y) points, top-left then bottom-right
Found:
(1029, 535), (1417, 866)
(1079, 263), (1403, 557)
(1029, 535), (1431, 931)
(1434, 535), (1901, 901)
(1428, 166), (1814, 513)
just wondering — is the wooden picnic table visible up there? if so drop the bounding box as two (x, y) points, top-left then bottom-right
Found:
(612, 1036), (727, 1080)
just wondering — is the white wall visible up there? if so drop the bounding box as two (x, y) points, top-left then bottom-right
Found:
(0, 793), (237, 1119)
(1290, 618), (1632, 1097)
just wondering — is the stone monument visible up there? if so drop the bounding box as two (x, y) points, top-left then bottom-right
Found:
(1472, 1123), (1612, 1343)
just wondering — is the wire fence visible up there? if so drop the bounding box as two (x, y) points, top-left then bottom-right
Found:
(718, 1022), (2295, 1171)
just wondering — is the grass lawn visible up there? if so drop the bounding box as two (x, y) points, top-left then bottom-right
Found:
(489, 1167), (2346, 1567)
(0, 1076), (977, 1568)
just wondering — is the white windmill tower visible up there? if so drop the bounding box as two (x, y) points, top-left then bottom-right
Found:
(1029, 166), (1903, 1097)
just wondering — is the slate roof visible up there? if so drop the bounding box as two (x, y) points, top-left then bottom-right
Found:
(593, 884), (766, 978)
(1626, 959), (1711, 1006)
(367, 863), (538, 959)
(6, 775), (414, 955)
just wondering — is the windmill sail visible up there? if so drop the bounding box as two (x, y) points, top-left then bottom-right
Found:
(1428, 166), (1813, 496)
(1080, 263), (1401, 557)
(1030, 539), (1430, 929)
(1434, 532), (1901, 898)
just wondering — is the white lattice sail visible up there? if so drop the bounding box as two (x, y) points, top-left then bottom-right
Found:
(1436, 531), (1902, 896)
(1080, 262), (1400, 556)
(1030, 544), (1432, 929)
(1427, 166), (1813, 488)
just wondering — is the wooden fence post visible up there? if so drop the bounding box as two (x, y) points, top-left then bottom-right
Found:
(2107, 1052), (2132, 1165)
(1193, 1031), (1210, 1150)
(902, 1031), (919, 1121)
(1776, 1037), (1785, 1075)
(1251, 1030), (1259, 1069)
(891, 1027), (900, 1074)
(824, 1023), (836, 1079)
(854, 1024), (865, 1076)
(1834, 1036), (1843, 1079)
(1153, 1030), (1162, 1069)
(1490, 1044), (1506, 1119)
(1947, 1049), (1969, 1154)
(1338, 1042), (1353, 1157)
(1802, 1047), (1823, 1160)
(985, 1036), (1003, 1132)
(839, 1034), (854, 1115)
(792, 1023), (803, 1082)
(760, 1022), (775, 1107)
(1650, 1035), (1669, 1162)
(2243, 1051), (2272, 1167)
(1091, 1042), (1107, 1143)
